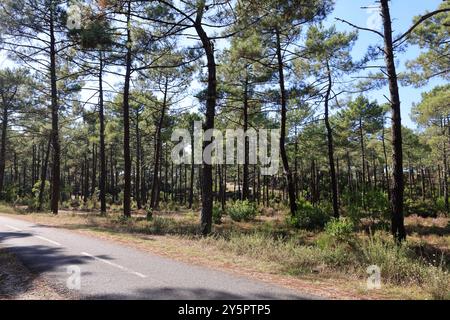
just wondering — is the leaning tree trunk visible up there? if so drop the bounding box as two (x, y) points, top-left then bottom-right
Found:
(324, 61), (339, 218)
(275, 28), (297, 216)
(381, 0), (406, 242)
(49, 3), (60, 215)
(194, 5), (216, 235)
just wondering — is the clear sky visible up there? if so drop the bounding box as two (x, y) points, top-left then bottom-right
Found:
(327, 0), (445, 128)
(0, 0), (446, 129)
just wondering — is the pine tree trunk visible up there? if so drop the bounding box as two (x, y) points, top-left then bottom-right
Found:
(38, 138), (51, 211)
(381, 0), (406, 242)
(0, 103), (8, 196)
(324, 61), (339, 218)
(275, 28), (297, 216)
(49, 3), (60, 215)
(242, 75), (250, 200)
(122, 0), (132, 217)
(135, 110), (141, 209)
(194, 7), (216, 235)
(98, 52), (107, 214)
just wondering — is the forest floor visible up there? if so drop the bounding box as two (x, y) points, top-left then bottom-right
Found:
(0, 204), (448, 300)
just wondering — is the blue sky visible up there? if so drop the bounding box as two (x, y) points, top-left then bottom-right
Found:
(327, 0), (445, 128)
(0, 0), (445, 129)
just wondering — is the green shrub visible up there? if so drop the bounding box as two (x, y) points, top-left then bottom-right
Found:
(343, 190), (390, 224)
(29, 180), (50, 210)
(404, 199), (438, 218)
(227, 200), (257, 222)
(145, 207), (153, 220)
(324, 218), (355, 243)
(287, 198), (330, 230)
(212, 203), (223, 224)
(435, 197), (448, 216)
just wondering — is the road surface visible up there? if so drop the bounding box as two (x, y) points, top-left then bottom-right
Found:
(0, 214), (319, 300)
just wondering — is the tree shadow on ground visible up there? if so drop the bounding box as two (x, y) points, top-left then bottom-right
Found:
(86, 286), (310, 300)
(0, 231), (93, 298)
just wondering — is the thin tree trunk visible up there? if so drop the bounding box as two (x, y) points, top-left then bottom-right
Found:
(151, 80), (168, 209)
(324, 60), (339, 218)
(38, 137), (51, 211)
(0, 103), (8, 195)
(275, 28), (297, 216)
(98, 51), (106, 214)
(135, 109), (141, 209)
(242, 74), (250, 200)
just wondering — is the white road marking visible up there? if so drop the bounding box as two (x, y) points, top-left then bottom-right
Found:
(5, 224), (62, 246)
(5, 224), (23, 231)
(34, 235), (62, 246)
(81, 251), (147, 278)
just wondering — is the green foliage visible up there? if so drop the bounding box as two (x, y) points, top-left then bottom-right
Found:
(145, 207), (153, 221)
(227, 200), (257, 222)
(212, 203), (223, 224)
(404, 198), (439, 218)
(0, 184), (19, 203)
(343, 189), (390, 224)
(287, 198), (330, 230)
(30, 180), (50, 210)
(324, 218), (355, 243)
(436, 197), (448, 215)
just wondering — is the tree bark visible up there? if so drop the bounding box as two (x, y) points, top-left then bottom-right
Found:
(275, 28), (297, 216)
(194, 5), (216, 235)
(38, 137), (51, 211)
(324, 61), (339, 218)
(135, 109), (141, 209)
(151, 79), (168, 209)
(122, 0), (132, 217)
(49, 3), (60, 215)
(0, 102), (8, 196)
(98, 51), (107, 214)
(381, 0), (406, 242)
(242, 74), (250, 200)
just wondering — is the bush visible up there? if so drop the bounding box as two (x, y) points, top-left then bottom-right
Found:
(343, 190), (390, 224)
(227, 200), (257, 222)
(435, 197), (448, 216)
(324, 218), (355, 243)
(212, 203), (223, 224)
(404, 199), (438, 218)
(287, 198), (330, 230)
(29, 180), (50, 210)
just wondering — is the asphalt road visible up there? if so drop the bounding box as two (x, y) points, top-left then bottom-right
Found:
(0, 214), (319, 300)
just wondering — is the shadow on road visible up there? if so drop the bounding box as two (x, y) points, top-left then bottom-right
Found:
(86, 286), (306, 300)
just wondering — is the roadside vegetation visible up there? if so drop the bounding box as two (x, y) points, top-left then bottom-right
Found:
(4, 200), (448, 300)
